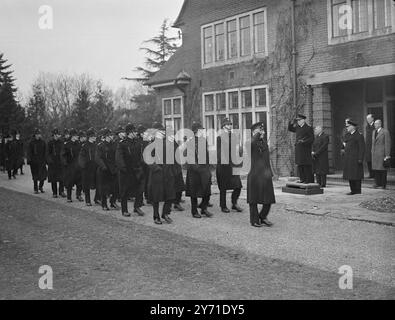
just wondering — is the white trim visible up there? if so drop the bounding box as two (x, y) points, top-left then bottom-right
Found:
(200, 7), (268, 69)
(305, 63), (395, 85)
(151, 81), (176, 89)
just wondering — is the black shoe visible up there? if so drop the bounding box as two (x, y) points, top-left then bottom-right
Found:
(12, 175), (16, 179)
(134, 208), (145, 216)
(208, 202), (213, 207)
(221, 207), (230, 213)
(67, 199), (73, 203)
(59, 192), (66, 198)
(122, 211), (130, 217)
(162, 215), (173, 224)
(86, 202), (92, 207)
(192, 212), (202, 219)
(251, 222), (264, 228)
(261, 219), (273, 227)
(39, 189), (45, 193)
(52, 194), (58, 198)
(173, 204), (185, 211)
(110, 203), (119, 209)
(20, 172), (24, 175)
(346, 192), (355, 195)
(201, 209), (213, 218)
(231, 204), (243, 212)
(154, 218), (162, 225)
(102, 206), (110, 211)
(77, 196), (84, 202)
(34, 190), (39, 194)
(94, 200), (101, 205)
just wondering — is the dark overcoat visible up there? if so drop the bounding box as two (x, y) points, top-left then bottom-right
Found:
(79, 141), (97, 190)
(288, 122), (314, 165)
(47, 138), (63, 183)
(27, 138), (47, 181)
(247, 135), (276, 205)
(0, 138), (4, 168)
(4, 140), (18, 171)
(146, 137), (177, 202)
(343, 131), (365, 180)
(372, 128), (391, 171)
(14, 139), (24, 168)
(312, 133), (329, 175)
(95, 141), (118, 196)
(61, 140), (81, 188)
(216, 132), (242, 191)
(365, 123), (375, 162)
(185, 136), (212, 198)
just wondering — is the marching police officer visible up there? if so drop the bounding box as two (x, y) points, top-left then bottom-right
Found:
(216, 117), (243, 213)
(14, 131), (24, 175)
(185, 122), (213, 219)
(247, 122), (275, 228)
(343, 120), (365, 195)
(288, 114), (314, 183)
(61, 128), (83, 202)
(27, 128), (48, 193)
(4, 132), (17, 179)
(47, 128), (66, 198)
(79, 128), (97, 206)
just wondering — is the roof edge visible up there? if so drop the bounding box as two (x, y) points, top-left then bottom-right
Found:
(172, 0), (188, 28)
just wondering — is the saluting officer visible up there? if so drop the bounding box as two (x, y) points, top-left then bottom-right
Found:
(185, 122), (213, 219)
(288, 114), (314, 183)
(27, 128), (48, 194)
(95, 128), (119, 210)
(343, 120), (365, 195)
(61, 128), (83, 202)
(79, 128), (97, 206)
(47, 128), (66, 198)
(216, 117), (243, 213)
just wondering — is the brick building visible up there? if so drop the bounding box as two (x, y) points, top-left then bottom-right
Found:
(146, 0), (395, 175)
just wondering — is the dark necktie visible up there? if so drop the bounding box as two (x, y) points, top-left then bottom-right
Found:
(374, 130), (378, 139)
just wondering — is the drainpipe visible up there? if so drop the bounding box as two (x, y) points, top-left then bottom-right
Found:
(291, 0), (298, 113)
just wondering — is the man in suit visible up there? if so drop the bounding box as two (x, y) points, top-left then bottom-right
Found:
(372, 119), (391, 189)
(312, 126), (329, 188)
(216, 117), (243, 213)
(288, 114), (314, 183)
(343, 120), (365, 195)
(365, 114), (375, 178)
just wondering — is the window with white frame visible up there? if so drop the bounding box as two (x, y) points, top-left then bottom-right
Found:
(202, 85), (270, 146)
(328, 0), (394, 44)
(201, 8), (267, 68)
(162, 97), (184, 135)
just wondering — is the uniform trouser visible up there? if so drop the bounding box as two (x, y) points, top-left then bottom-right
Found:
(33, 180), (44, 191)
(134, 192), (144, 209)
(374, 170), (387, 187)
(7, 169), (17, 178)
(219, 188), (241, 209)
(153, 201), (172, 220)
(83, 188), (91, 204)
(51, 182), (64, 195)
(174, 192), (183, 205)
(315, 174), (327, 187)
(66, 184), (82, 200)
(367, 161), (374, 177)
(298, 165), (314, 183)
(191, 196), (210, 214)
(249, 204), (271, 224)
(348, 180), (362, 194)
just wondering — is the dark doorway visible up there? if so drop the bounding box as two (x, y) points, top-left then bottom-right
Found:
(387, 100), (395, 168)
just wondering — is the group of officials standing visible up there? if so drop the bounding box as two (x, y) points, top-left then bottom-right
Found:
(288, 113), (392, 194)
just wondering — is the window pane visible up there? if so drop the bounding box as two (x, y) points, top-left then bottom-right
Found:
(216, 93), (226, 110)
(241, 90), (252, 108)
(229, 113), (239, 129)
(164, 99), (172, 115)
(332, 1), (348, 37)
(228, 91), (239, 109)
(352, 0), (368, 33)
(240, 16), (251, 56)
(255, 88), (267, 107)
(217, 114), (226, 129)
(227, 20), (237, 59)
(374, 0), (392, 29)
(204, 26), (213, 64)
(204, 94), (214, 111)
(242, 113), (253, 130)
(174, 118), (181, 133)
(173, 98), (181, 115)
(215, 23), (225, 61)
(255, 112), (268, 131)
(254, 12), (265, 53)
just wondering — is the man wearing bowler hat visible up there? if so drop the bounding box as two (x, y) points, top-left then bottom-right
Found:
(343, 120), (365, 195)
(288, 114), (314, 183)
(216, 117), (243, 213)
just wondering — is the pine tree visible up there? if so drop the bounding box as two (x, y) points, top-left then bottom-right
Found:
(88, 82), (114, 129)
(133, 19), (180, 82)
(0, 53), (25, 134)
(71, 89), (91, 130)
(25, 84), (47, 136)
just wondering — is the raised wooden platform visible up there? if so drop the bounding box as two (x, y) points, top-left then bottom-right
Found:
(282, 182), (324, 195)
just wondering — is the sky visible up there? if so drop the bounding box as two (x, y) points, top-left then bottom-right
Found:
(0, 0), (185, 97)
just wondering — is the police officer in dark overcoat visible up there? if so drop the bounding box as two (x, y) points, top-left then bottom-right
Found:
(4, 132), (18, 179)
(216, 117), (243, 213)
(115, 123), (145, 217)
(95, 128), (119, 210)
(14, 131), (25, 175)
(247, 122), (275, 228)
(312, 126), (329, 188)
(27, 128), (48, 193)
(343, 120), (365, 195)
(79, 128), (97, 206)
(185, 122), (213, 219)
(61, 128), (83, 202)
(288, 114), (314, 183)
(47, 128), (66, 198)
(146, 122), (176, 224)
